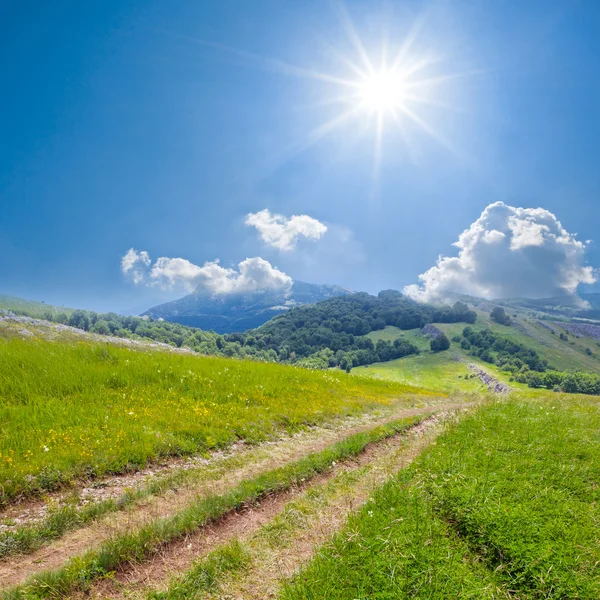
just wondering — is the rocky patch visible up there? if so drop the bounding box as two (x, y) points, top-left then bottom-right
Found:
(468, 363), (510, 394)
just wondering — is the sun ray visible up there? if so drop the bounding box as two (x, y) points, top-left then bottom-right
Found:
(403, 68), (486, 90)
(334, 0), (376, 76)
(372, 111), (384, 191)
(161, 29), (361, 89)
(390, 107), (419, 164)
(396, 104), (455, 153)
(166, 2), (472, 183)
(303, 105), (364, 145)
(319, 39), (370, 80)
(401, 93), (465, 114)
(399, 54), (444, 81)
(390, 12), (428, 72)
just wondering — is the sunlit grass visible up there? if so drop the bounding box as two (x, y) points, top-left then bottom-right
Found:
(3, 416), (423, 599)
(285, 394), (600, 599)
(354, 350), (487, 394)
(0, 336), (432, 504)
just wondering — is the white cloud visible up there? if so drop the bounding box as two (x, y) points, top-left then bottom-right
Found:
(404, 201), (596, 302)
(245, 209), (327, 251)
(122, 250), (292, 295)
(121, 248), (151, 285)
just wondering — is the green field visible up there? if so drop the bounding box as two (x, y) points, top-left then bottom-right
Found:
(437, 309), (600, 373)
(284, 394), (600, 599)
(355, 350), (488, 393)
(2, 304), (600, 599)
(0, 296), (74, 319)
(0, 331), (431, 505)
(361, 324), (501, 393)
(358, 307), (600, 393)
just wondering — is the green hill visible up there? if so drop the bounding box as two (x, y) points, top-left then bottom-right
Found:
(0, 294), (75, 318)
(1, 299), (599, 600)
(356, 304), (600, 393)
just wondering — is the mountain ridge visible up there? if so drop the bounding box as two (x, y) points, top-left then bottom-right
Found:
(143, 280), (353, 333)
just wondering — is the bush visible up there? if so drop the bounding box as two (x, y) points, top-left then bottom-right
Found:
(430, 334), (450, 352)
(490, 307), (511, 326)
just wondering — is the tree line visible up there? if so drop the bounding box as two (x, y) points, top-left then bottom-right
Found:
(15, 292), (478, 370)
(224, 292), (477, 369)
(515, 369), (600, 396)
(459, 326), (549, 372)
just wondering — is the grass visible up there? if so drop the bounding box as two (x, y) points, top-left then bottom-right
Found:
(282, 468), (503, 599)
(150, 459), (380, 599)
(361, 326), (490, 394)
(0, 296), (74, 318)
(354, 350), (488, 394)
(284, 394), (600, 599)
(0, 335), (432, 504)
(1, 445), (252, 559)
(419, 395), (600, 598)
(147, 540), (252, 600)
(0, 496), (123, 559)
(437, 309), (600, 373)
(361, 308), (600, 395)
(2, 415), (424, 599)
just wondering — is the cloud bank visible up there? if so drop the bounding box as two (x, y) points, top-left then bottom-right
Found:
(122, 249), (292, 295)
(404, 201), (596, 302)
(245, 209), (327, 251)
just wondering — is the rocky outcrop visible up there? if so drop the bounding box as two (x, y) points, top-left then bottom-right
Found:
(468, 363), (510, 394)
(421, 323), (443, 338)
(556, 322), (600, 340)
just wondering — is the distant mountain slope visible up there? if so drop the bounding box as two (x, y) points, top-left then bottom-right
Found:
(0, 294), (75, 318)
(497, 294), (600, 321)
(143, 281), (352, 333)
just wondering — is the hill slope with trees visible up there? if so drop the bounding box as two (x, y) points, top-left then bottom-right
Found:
(143, 281), (351, 333)
(228, 292), (477, 370)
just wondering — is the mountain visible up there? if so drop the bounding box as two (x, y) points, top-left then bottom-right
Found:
(496, 293), (600, 321)
(142, 281), (352, 333)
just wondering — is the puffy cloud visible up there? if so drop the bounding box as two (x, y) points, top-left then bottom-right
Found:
(404, 202), (596, 302)
(121, 248), (151, 285)
(245, 209), (327, 251)
(121, 249), (292, 295)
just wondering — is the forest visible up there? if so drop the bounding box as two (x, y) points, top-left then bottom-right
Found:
(7, 292), (478, 369)
(460, 326), (549, 372)
(225, 292), (477, 368)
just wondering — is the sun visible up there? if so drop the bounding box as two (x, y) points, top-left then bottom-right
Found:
(358, 70), (407, 114)
(182, 2), (471, 175)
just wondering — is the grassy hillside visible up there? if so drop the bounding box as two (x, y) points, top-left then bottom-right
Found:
(356, 352), (487, 393)
(0, 295), (74, 318)
(439, 309), (600, 373)
(2, 311), (599, 599)
(358, 306), (600, 394)
(0, 330), (432, 505)
(360, 323), (512, 393)
(284, 394), (600, 599)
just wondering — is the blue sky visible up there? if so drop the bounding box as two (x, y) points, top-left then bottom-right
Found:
(1, 0), (600, 312)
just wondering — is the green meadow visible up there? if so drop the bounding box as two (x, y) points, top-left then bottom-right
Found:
(358, 307), (600, 394)
(284, 394), (600, 599)
(0, 332), (430, 505)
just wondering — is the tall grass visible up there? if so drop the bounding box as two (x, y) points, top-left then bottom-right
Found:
(285, 395), (600, 599)
(0, 336), (431, 504)
(419, 395), (600, 598)
(282, 468), (503, 599)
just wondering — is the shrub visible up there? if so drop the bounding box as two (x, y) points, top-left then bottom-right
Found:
(430, 334), (450, 353)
